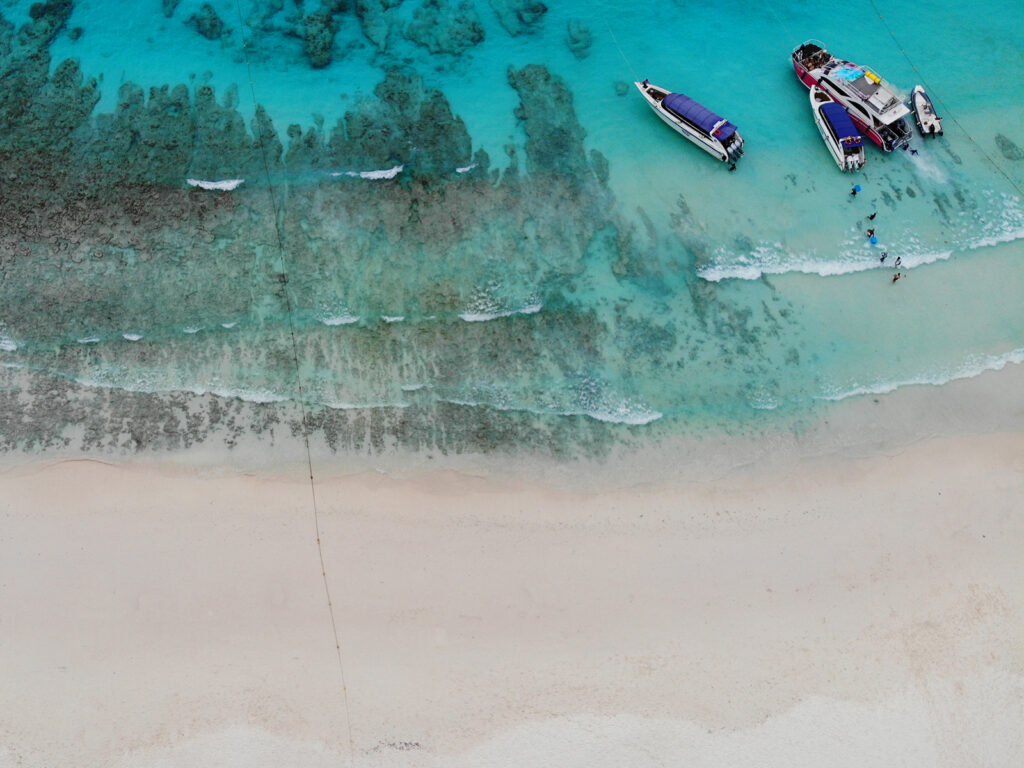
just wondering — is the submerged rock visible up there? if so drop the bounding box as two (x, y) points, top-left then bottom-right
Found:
(508, 64), (588, 178)
(564, 19), (591, 59)
(355, 0), (401, 50)
(302, 9), (337, 68)
(323, 70), (472, 174)
(994, 133), (1024, 161)
(186, 3), (229, 41)
(161, 0), (181, 17)
(404, 0), (484, 55)
(489, 0), (546, 36)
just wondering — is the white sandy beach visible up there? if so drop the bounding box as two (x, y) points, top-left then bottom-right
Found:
(1, 424), (1022, 767)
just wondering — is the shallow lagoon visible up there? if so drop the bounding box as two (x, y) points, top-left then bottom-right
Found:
(1, 0), (1022, 465)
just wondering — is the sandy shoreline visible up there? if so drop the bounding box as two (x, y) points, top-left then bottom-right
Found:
(1, 427), (1022, 766)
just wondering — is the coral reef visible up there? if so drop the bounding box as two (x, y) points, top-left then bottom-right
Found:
(404, 0), (484, 55)
(489, 0), (546, 36)
(564, 19), (591, 59)
(161, 0), (181, 17)
(0, 6), (792, 460)
(994, 133), (1023, 161)
(186, 3), (229, 41)
(302, 8), (338, 68)
(355, 0), (402, 50)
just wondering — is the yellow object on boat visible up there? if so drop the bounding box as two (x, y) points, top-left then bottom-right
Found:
(866, 72), (880, 83)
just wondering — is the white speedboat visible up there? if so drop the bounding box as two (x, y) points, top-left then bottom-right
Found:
(792, 40), (912, 152)
(810, 86), (865, 172)
(910, 85), (943, 137)
(635, 80), (744, 167)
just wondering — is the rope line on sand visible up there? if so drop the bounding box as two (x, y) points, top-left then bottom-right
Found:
(232, 2), (356, 761)
(866, 0), (1024, 199)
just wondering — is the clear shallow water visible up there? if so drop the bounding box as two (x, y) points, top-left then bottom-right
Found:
(0, 0), (1022, 460)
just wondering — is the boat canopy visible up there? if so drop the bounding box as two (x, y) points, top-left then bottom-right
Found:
(820, 102), (862, 145)
(663, 93), (737, 141)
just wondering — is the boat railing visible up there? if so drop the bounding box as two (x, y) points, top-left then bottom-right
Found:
(794, 39), (829, 68)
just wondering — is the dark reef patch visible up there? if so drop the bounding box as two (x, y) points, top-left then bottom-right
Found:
(564, 19), (591, 59)
(186, 3), (230, 41)
(489, 0), (546, 36)
(404, 0), (485, 55)
(994, 133), (1024, 161)
(302, 9), (338, 68)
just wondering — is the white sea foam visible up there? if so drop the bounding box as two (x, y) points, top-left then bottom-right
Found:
(456, 163), (477, 173)
(122, 333), (143, 341)
(320, 313), (360, 326)
(572, 402), (663, 425)
(382, 315), (405, 323)
(965, 191), (1024, 250)
(330, 164), (404, 180)
(818, 347), (1024, 402)
(904, 147), (949, 184)
(698, 240), (953, 282)
(72, 374), (289, 405)
(183, 327), (202, 334)
(440, 396), (662, 426)
(186, 178), (244, 191)
(400, 383), (426, 392)
(0, 337), (16, 352)
(221, 322), (238, 329)
(459, 302), (542, 322)
(77, 336), (100, 344)
(323, 399), (411, 410)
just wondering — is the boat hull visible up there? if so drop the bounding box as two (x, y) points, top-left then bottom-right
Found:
(811, 87), (865, 172)
(635, 82), (743, 165)
(911, 86), (943, 137)
(791, 41), (911, 152)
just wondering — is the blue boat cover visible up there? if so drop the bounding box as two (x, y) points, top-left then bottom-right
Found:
(832, 64), (864, 81)
(663, 92), (737, 141)
(820, 101), (862, 145)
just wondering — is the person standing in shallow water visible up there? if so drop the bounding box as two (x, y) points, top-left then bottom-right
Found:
(892, 273), (902, 283)
(850, 186), (858, 197)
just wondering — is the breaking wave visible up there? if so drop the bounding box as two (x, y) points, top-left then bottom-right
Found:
(330, 164), (404, 180)
(459, 301), (542, 323)
(818, 347), (1024, 402)
(186, 178), (244, 191)
(698, 241), (954, 282)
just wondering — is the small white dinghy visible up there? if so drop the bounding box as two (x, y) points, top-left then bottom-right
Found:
(635, 80), (744, 168)
(911, 85), (943, 137)
(810, 86), (865, 172)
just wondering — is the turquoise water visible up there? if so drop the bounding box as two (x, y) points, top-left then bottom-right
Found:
(1, 0), (1022, 460)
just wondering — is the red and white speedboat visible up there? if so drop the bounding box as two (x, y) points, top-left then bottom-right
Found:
(792, 40), (912, 152)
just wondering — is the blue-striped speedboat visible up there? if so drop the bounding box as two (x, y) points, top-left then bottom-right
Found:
(635, 80), (745, 168)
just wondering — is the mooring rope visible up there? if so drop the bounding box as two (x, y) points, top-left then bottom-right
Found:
(605, 21), (639, 82)
(232, 2), (356, 761)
